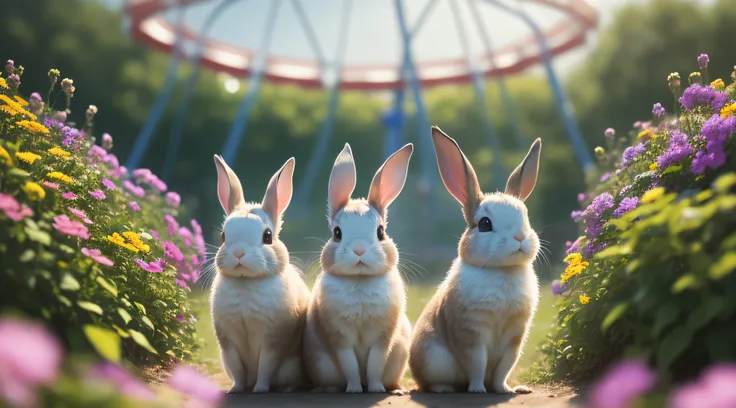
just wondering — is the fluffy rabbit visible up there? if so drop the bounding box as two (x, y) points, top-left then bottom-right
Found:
(210, 155), (310, 393)
(409, 127), (542, 394)
(304, 143), (414, 394)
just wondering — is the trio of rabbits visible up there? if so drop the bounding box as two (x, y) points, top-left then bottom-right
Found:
(210, 126), (542, 395)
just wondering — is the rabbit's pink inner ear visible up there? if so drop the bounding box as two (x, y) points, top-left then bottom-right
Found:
(505, 138), (542, 202)
(262, 158), (295, 222)
(328, 144), (357, 219)
(368, 143), (413, 216)
(431, 127), (481, 212)
(214, 155), (245, 215)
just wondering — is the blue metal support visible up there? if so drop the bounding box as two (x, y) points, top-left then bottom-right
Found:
(482, 0), (594, 172)
(467, 0), (525, 150)
(382, 87), (406, 159)
(163, 0), (240, 181)
(125, 1), (186, 171)
(449, 0), (505, 191)
(292, 0), (354, 207)
(220, 0), (282, 165)
(394, 0), (435, 199)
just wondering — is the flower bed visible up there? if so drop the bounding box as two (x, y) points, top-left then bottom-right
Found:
(0, 58), (205, 377)
(542, 54), (736, 406)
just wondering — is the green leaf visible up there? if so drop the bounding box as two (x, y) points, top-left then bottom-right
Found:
(661, 164), (682, 175)
(141, 316), (155, 331)
(8, 168), (30, 178)
(687, 297), (726, 332)
(657, 326), (692, 371)
(594, 244), (632, 259)
(60, 274), (81, 291)
(117, 308), (132, 324)
(134, 302), (146, 315)
(672, 274), (699, 293)
(77, 301), (103, 315)
(601, 303), (629, 332)
(57, 294), (72, 307)
(709, 252), (736, 280)
(25, 228), (51, 246)
(58, 244), (75, 254)
(19, 249), (35, 262)
(112, 325), (130, 338)
(96, 277), (118, 297)
(129, 329), (158, 354)
(652, 305), (679, 339)
(694, 190), (713, 203)
(713, 173), (736, 193)
(83, 325), (121, 363)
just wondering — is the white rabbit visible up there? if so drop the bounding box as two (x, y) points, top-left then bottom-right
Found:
(303, 143), (414, 394)
(409, 127), (542, 394)
(210, 155), (310, 393)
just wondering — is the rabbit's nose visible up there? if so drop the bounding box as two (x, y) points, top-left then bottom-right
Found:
(233, 249), (245, 259)
(513, 233), (525, 243)
(353, 246), (366, 256)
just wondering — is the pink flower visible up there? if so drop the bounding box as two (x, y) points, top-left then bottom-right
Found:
(135, 258), (164, 273)
(81, 248), (114, 266)
(164, 215), (179, 236)
(110, 165), (127, 179)
(162, 241), (184, 262)
(52, 215), (90, 239)
(670, 364), (736, 408)
(101, 178), (115, 191)
(590, 359), (656, 408)
(61, 191), (77, 200)
(89, 189), (106, 200)
(42, 181), (60, 190)
(88, 363), (155, 401)
(123, 180), (145, 197)
(68, 207), (93, 224)
(0, 317), (63, 407)
(129, 201), (140, 212)
(150, 230), (160, 240)
(168, 365), (223, 404)
(132, 168), (152, 180)
(166, 192), (181, 207)
(101, 133), (114, 151)
(149, 175), (167, 192)
(0, 193), (33, 221)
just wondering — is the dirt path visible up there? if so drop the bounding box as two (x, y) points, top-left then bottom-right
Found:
(223, 385), (583, 408)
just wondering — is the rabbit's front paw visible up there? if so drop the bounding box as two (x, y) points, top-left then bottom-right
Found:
(227, 383), (246, 394)
(252, 382), (270, 393)
(345, 382), (363, 393)
(367, 381), (386, 393)
(468, 382), (487, 393)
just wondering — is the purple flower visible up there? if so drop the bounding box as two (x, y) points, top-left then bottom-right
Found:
(586, 241), (609, 256)
(30, 92), (42, 103)
(614, 197), (638, 218)
(622, 143), (646, 166)
(652, 103), (665, 118)
(658, 131), (693, 169)
(123, 180), (145, 197)
(68, 207), (93, 224)
(618, 184), (631, 196)
(61, 191), (77, 200)
(88, 363), (155, 401)
(577, 193), (587, 203)
(102, 178), (115, 191)
(53, 110), (67, 124)
(149, 175), (167, 192)
(168, 365), (223, 404)
(566, 237), (583, 255)
(7, 74), (20, 89)
(164, 215), (179, 236)
(697, 53), (709, 70)
(166, 192), (181, 207)
(53, 215), (90, 239)
(61, 126), (82, 147)
(679, 84), (729, 112)
(5, 59), (14, 73)
(0, 317), (63, 408)
(43, 117), (60, 129)
(89, 189), (106, 200)
(551, 280), (564, 296)
(129, 201), (140, 212)
(88, 145), (107, 161)
(590, 359), (656, 408)
(102, 133), (113, 150)
(103, 153), (119, 170)
(591, 193), (615, 216)
(162, 241), (184, 262)
(604, 128), (615, 138)
(135, 258), (164, 273)
(571, 210), (584, 221)
(179, 227), (193, 240)
(670, 364), (736, 408)
(81, 248), (114, 267)
(599, 172), (612, 183)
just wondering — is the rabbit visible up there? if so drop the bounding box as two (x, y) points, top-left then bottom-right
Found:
(409, 126), (542, 395)
(210, 155), (310, 394)
(303, 143), (414, 394)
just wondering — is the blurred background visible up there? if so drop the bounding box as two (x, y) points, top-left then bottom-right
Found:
(3, 0), (733, 289)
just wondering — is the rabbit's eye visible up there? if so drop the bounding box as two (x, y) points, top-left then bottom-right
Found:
(333, 227), (342, 243)
(221, 232), (226, 243)
(262, 228), (273, 245)
(377, 225), (385, 241)
(478, 217), (493, 232)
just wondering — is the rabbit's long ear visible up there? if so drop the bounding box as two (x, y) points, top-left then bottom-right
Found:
(328, 144), (357, 219)
(262, 157), (296, 223)
(214, 155), (245, 215)
(368, 143), (413, 219)
(431, 126), (482, 226)
(505, 138), (541, 202)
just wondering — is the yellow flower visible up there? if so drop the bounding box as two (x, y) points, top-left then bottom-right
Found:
(0, 146), (12, 166)
(637, 129), (653, 140)
(556, 339), (566, 345)
(0, 95), (23, 111)
(14, 96), (29, 107)
(560, 261), (589, 283)
(107, 233), (140, 253)
(16, 120), (50, 135)
(48, 147), (71, 158)
(564, 253), (582, 265)
(641, 187), (665, 203)
(0, 105), (19, 116)
(0, 77), (6, 89)
(721, 102), (736, 119)
(16, 151), (42, 165)
(21, 181), (46, 201)
(649, 162), (659, 171)
(711, 78), (725, 91)
(122, 231), (150, 252)
(47, 171), (73, 184)
(579, 295), (590, 305)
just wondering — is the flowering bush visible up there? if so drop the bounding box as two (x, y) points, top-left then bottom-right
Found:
(542, 55), (736, 389)
(0, 59), (205, 371)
